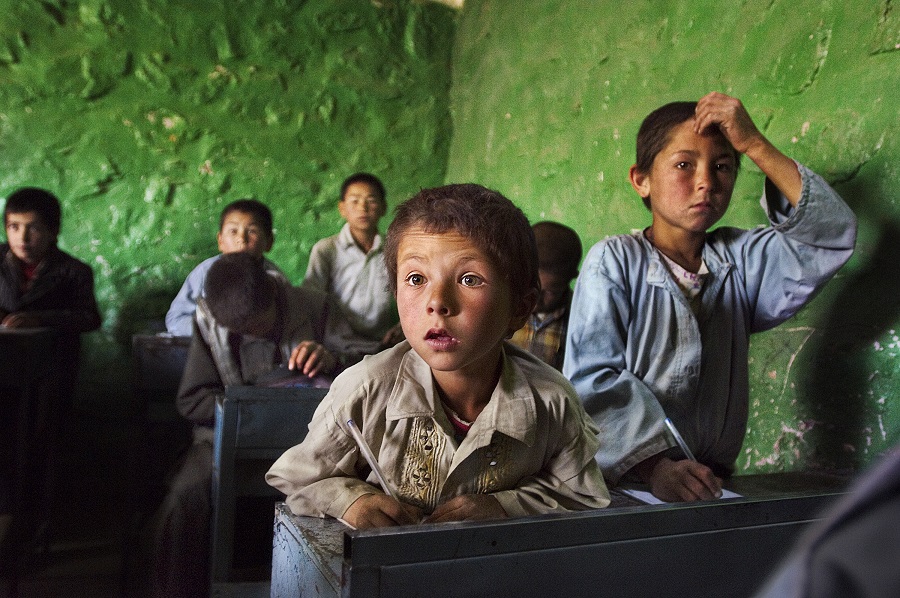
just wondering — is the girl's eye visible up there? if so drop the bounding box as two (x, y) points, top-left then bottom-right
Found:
(675, 161), (690, 169)
(405, 273), (425, 286)
(716, 162), (733, 173)
(460, 274), (483, 287)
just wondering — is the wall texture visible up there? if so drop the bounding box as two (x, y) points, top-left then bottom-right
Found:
(0, 0), (456, 411)
(3, 0), (898, 476)
(448, 0), (899, 473)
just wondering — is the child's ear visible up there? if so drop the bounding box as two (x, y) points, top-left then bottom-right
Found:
(629, 164), (651, 200)
(216, 231), (226, 253)
(263, 233), (274, 253)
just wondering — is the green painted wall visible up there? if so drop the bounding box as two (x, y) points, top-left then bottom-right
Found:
(447, 0), (900, 473)
(3, 0), (898, 477)
(0, 0), (456, 413)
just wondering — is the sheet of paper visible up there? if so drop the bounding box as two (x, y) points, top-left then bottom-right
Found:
(619, 487), (742, 505)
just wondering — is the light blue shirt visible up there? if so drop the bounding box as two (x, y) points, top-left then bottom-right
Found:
(563, 164), (857, 484)
(165, 254), (286, 336)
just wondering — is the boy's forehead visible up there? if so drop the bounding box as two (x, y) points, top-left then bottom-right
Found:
(5, 210), (46, 226)
(343, 181), (382, 200)
(399, 227), (493, 261)
(222, 210), (263, 226)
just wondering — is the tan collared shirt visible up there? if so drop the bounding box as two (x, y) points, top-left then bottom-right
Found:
(266, 341), (610, 519)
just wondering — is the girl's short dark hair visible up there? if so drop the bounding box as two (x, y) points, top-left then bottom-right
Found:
(4, 187), (62, 232)
(635, 101), (741, 209)
(384, 183), (539, 303)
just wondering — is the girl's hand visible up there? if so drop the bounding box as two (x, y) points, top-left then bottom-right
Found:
(694, 92), (766, 156)
(695, 91), (802, 204)
(423, 494), (508, 523)
(646, 456), (723, 502)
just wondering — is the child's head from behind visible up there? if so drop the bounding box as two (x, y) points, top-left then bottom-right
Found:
(338, 173), (387, 236)
(532, 221), (582, 313)
(384, 184), (538, 373)
(205, 252), (277, 337)
(633, 101), (741, 211)
(217, 199), (274, 257)
(3, 187), (61, 265)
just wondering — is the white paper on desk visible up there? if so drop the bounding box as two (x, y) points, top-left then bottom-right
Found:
(619, 487), (742, 504)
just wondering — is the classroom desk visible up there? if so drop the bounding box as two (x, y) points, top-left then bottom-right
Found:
(271, 472), (847, 598)
(0, 327), (59, 582)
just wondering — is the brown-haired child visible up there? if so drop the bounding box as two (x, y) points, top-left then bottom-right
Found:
(267, 183), (609, 528)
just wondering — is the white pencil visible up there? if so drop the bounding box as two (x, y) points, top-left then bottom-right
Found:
(664, 417), (697, 462)
(346, 419), (397, 499)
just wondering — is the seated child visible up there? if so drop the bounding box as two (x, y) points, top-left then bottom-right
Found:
(510, 221), (582, 370)
(1, 186), (101, 523)
(267, 183), (610, 529)
(165, 198), (285, 337)
(152, 252), (342, 598)
(303, 172), (403, 366)
(1, 187), (102, 333)
(564, 92), (857, 502)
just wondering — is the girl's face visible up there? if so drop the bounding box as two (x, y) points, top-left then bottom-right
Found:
(630, 119), (737, 237)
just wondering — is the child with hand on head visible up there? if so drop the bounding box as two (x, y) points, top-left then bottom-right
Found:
(303, 173), (403, 366)
(267, 184), (609, 529)
(564, 92), (857, 502)
(165, 198), (286, 337)
(510, 221), (582, 371)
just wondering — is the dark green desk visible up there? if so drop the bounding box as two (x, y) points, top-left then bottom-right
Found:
(271, 472), (847, 598)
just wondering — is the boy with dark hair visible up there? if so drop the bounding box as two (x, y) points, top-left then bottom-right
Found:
(165, 198), (285, 336)
(1, 186), (102, 552)
(510, 221), (582, 370)
(1, 187), (101, 333)
(152, 252), (340, 598)
(303, 172), (402, 366)
(267, 183), (609, 529)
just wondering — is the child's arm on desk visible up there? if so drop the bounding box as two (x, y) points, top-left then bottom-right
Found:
(632, 454), (722, 502)
(341, 494), (423, 529)
(423, 494), (507, 523)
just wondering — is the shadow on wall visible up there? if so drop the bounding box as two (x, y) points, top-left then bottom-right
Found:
(801, 209), (900, 472)
(113, 285), (178, 345)
(77, 285), (179, 414)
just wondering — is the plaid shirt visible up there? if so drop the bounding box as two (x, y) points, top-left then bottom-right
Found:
(510, 297), (571, 371)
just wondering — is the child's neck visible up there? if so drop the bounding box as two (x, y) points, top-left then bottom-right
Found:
(433, 358), (503, 423)
(646, 225), (705, 273)
(350, 226), (378, 254)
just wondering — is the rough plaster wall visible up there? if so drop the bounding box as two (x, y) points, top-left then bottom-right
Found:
(448, 0), (900, 473)
(0, 0), (456, 410)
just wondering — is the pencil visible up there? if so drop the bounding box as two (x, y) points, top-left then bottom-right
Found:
(664, 417), (697, 462)
(346, 419), (397, 499)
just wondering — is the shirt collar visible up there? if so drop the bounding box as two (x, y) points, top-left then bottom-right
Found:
(337, 222), (383, 253)
(385, 345), (538, 447)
